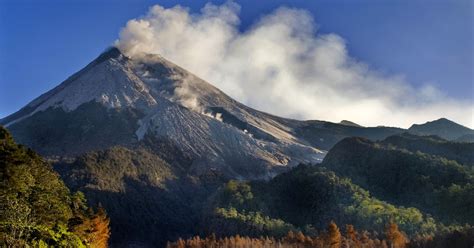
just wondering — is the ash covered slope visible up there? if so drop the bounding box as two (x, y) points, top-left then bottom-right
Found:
(2, 47), (323, 178)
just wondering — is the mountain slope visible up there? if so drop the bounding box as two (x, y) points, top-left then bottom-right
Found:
(0, 127), (110, 247)
(321, 135), (474, 225)
(381, 132), (474, 165)
(55, 142), (216, 246)
(456, 133), (474, 143)
(204, 165), (437, 237)
(295, 120), (404, 150)
(409, 118), (474, 140)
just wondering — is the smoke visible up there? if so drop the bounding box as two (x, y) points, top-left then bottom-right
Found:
(116, 1), (474, 128)
(172, 75), (223, 122)
(172, 76), (202, 112)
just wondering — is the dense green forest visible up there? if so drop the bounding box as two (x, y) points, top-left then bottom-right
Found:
(322, 135), (474, 225)
(203, 165), (437, 237)
(55, 134), (226, 246)
(2, 126), (473, 247)
(381, 133), (474, 165)
(0, 127), (110, 247)
(193, 134), (473, 247)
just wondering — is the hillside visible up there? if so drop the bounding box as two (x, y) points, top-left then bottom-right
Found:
(0, 126), (110, 247)
(1, 47), (473, 247)
(204, 165), (438, 238)
(456, 134), (474, 143)
(381, 133), (474, 165)
(295, 120), (404, 150)
(321, 134), (474, 225)
(409, 118), (474, 141)
(55, 135), (228, 246)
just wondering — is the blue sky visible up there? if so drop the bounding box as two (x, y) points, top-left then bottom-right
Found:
(0, 0), (473, 124)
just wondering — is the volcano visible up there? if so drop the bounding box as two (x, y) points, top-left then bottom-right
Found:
(2, 47), (328, 179)
(3, 47), (473, 246)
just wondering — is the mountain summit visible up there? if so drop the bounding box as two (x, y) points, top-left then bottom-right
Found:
(409, 118), (474, 141)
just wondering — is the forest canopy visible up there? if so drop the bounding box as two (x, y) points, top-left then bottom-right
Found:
(0, 126), (110, 247)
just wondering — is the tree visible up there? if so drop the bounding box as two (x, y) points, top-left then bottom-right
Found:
(386, 222), (407, 248)
(346, 224), (360, 248)
(296, 231), (306, 243)
(89, 207), (111, 248)
(327, 221), (341, 248)
(0, 126), (110, 247)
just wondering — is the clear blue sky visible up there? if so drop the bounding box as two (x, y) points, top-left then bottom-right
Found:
(0, 0), (472, 118)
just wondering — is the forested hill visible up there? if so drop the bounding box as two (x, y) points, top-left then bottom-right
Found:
(2, 125), (474, 247)
(0, 126), (110, 247)
(204, 165), (438, 237)
(321, 134), (474, 225)
(381, 132), (474, 165)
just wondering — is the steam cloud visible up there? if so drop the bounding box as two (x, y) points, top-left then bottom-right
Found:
(116, 1), (474, 128)
(172, 75), (223, 122)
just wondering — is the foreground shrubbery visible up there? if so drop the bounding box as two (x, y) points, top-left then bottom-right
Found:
(170, 222), (474, 248)
(168, 222), (402, 248)
(0, 127), (110, 247)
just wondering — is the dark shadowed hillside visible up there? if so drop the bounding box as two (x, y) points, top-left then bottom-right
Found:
(56, 135), (227, 247)
(295, 120), (404, 150)
(456, 134), (474, 143)
(381, 133), (474, 165)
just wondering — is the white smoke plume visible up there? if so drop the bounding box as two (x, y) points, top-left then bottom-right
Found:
(172, 75), (224, 122)
(172, 76), (202, 112)
(116, 1), (474, 128)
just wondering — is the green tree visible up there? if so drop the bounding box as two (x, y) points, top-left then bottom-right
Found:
(0, 126), (110, 247)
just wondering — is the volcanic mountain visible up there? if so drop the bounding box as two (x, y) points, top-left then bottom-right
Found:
(2, 47), (471, 179)
(2, 48), (328, 178)
(3, 47), (474, 246)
